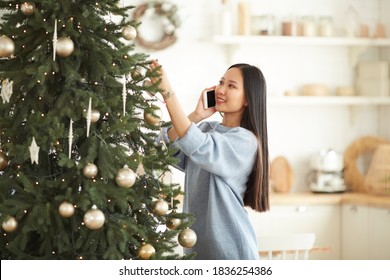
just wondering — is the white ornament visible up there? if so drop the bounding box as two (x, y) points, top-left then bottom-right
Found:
(1, 79), (13, 104)
(86, 98), (92, 137)
(122, 76), (127, 116)
(68, 119), (73, 159)
(53, 19), (58, 61)
(29, 137), (40, 164)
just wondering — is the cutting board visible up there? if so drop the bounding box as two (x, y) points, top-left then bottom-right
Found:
(270, 156), (294, 193)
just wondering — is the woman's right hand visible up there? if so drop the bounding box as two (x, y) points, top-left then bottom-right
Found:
(190, 87), (217, 123)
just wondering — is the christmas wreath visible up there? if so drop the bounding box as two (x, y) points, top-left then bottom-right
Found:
(133, 1), (180, 51)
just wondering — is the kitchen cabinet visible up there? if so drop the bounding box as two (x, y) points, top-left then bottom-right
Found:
(369, 206), (390, 259)
(342, 204), (390, 259)
(247, 204), (341, 260)
(341, 204), (369, 259)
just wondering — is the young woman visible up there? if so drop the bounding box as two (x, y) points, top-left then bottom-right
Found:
(151, 60), (269, 260)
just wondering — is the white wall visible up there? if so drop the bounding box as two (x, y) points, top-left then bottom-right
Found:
(128, 0), (390, 192)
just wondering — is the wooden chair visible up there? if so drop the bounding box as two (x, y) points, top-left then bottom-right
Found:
(258, 233), (316, 260)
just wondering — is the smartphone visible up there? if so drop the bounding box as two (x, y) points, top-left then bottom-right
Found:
(203, 90), (216, 109)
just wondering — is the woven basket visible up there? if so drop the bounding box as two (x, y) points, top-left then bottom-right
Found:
(365, 144), (390, 195)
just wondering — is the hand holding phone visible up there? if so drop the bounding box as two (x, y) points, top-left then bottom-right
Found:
(203, 89), (216, 109)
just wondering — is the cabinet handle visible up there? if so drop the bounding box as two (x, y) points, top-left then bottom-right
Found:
(296, 206), (307, 213)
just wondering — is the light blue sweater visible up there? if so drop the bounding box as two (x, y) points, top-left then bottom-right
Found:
(162, 121), (259, 260)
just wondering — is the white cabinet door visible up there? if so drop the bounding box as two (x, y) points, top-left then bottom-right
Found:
(341, 204), (369, 259)
(369, 207), (390, 259)
(248, 205), (341, 260)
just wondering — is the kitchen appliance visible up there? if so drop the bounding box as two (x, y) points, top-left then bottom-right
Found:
(308, 148), (346, 193)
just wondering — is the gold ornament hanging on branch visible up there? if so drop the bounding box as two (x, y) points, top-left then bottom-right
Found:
(0, 36), (15, 58)
(20, 2), (36, 16)
(132, 1), (180, 51)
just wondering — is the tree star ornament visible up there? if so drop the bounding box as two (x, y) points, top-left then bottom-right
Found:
(29, 137), (40, 164)
(1, 79), (13, 104)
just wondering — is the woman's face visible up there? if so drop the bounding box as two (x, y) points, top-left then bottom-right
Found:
(215, 67), (247, 115)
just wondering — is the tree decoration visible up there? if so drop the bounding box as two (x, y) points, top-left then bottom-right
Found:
(59, 201), (75, 218)
(83, 205), (105, 230)
(137, 243), (155, 260)
(166, 216), (181, 230)
(0, 35), (15, 57)
(29, 137), (40, 164)
(20, 2), (36, 16)
(90, 109), (100, 123)
(2, 216), (18, 233)
(86, 98), (92, 137)
(83, 163), (98, 179)
(122, 76), (127, 116)
(1, 79), (13, 104)
(115, 165), (137, 188)
(132, 1), (180, 50)
(53, 19), (58, 61)
(56, 37), (74, 58)
(144, 105), (162, 126)
(122, 25), (137, 41)
(153, 199), (169, 216)
(68, 119), (73, 159)
(0, 151), (9, 171)
(178, 228), (197, 248)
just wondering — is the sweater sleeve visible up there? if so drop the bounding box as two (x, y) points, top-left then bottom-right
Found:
(174, 123), (257, 178)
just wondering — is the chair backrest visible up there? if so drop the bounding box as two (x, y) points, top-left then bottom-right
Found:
(258, 233), (316, 260)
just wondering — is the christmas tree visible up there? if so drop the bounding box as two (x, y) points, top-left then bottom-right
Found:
(0, 0), (195, 260)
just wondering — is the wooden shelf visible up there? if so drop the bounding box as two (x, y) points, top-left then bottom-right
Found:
(214, 35), (390, 47)
(268, 96), (390, 106)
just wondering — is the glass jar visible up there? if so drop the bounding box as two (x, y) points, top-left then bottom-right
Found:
(302, 16), (316, 36)
(318, 17), (334, 37)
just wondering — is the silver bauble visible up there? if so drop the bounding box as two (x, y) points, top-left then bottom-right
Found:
(21, 2), (36, 15)
(0, 151), (9, 171)
(115, 165), (137, 188)
(56, 37), (75, 57)
(83, 163), (98, 179)
(83, 205), (105, 230)
(59, 201), (75, 218)
(178, 228), (197, 248)
(122, 26), (137, 41)
(137, 243), (155, 260)
(2, 216), (18, 232)
(153, 199), (169, 216)
(0, 36), (15, 58)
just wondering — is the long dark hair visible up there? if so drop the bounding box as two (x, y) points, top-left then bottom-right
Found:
(228, 63), (269, 212)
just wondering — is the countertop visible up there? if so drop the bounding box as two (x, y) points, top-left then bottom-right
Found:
(270, 192), (390, 208)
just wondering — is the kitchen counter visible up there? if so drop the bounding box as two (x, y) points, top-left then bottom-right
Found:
(270, 192), (390, 208)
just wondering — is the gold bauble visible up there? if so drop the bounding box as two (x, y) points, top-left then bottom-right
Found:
(115, 165), (136, 188)
(130, 68), (142, 81)
(122, 26), (137, 41)
(20, 2), (36, 15)
(0, 151), (9, 171)
(144, 106), (162, 126)
(178, 228), (197, 248)
(166, 217), (181, 230)
(91, 109), (101, 123)
(56, 37), (75, 57)
(137, 243), (155, 260)
(153, 199), (169, 216)
(59, 201), (75, 218)
(2, 216), (18, 233)
(0, 36), (15, 58)
(83, 163), (98, 179)
(83, 205), (105, 230)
